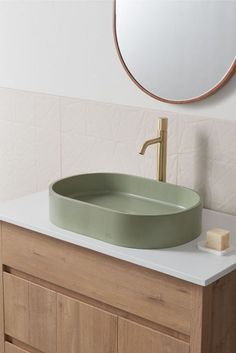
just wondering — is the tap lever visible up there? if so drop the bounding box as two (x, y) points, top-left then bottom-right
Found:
(139, 117), (168, 182)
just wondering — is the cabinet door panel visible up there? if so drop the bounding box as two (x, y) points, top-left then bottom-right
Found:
(118, 318), (189, 353)
(28, 281), (57, 353)
(4, 274), (29, 344)
(4, 273), (57, 353)
(5, 342), (30, 353)
(57, 294), (117, 353)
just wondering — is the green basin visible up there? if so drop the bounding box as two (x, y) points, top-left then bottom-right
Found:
(49, 173), (202, 249)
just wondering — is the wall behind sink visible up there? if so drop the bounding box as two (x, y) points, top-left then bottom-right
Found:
(0, 1), (236, 214)
(0, 87), (236, 216)
(0, 0), (235, 121)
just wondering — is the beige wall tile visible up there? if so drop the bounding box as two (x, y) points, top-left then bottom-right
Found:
(167, 154), (178, 184)
(209, 160), (236, 215)
(14, 90), (35, 125)
(0, 89), (60, 200)
(176, 114), (236, 213)
(0, 121), (37, 200)
(61, 97), (88, 135)
(177, 115), (214, 154)
(177, 152), (213, 207)
(60, 97), (178, 181)
(208, 120), (236, 164)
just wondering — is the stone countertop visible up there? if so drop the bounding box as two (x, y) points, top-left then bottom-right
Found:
(0, 191), (236, 286)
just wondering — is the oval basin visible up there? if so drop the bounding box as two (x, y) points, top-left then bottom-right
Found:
(49, 173), (202, 249)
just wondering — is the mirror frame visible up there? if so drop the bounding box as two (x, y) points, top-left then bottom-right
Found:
(113, 0), (236, 104)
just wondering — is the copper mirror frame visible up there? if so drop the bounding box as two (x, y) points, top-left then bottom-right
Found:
(113, 0), (236, 104)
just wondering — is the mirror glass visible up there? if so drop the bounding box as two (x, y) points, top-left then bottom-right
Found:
(115, 0), (236, 103)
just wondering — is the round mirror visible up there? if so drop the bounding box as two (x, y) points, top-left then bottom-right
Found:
(114, 0), (236, 104)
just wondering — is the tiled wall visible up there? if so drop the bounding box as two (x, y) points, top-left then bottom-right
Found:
(0, 87), (236, 215)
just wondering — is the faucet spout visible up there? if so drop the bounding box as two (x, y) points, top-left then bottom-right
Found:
(139, 137), (161, 155)
(139, 118), (168, 182)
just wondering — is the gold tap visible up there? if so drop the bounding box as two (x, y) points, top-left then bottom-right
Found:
(139, 118), (168, 182)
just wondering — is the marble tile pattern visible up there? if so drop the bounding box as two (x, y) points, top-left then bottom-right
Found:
(0, 87), (235, 215)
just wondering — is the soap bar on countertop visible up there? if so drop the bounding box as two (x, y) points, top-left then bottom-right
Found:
(207, 228), (230, 251)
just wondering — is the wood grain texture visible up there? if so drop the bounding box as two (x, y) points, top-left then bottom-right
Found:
(190, 286), (203, 353)
(4, 272), (57, 353)
(5, 342), (29, 353)
(28, 281), (57, 353)
(4, 273), (29, 344)
(190, 284), (213, 353)
(7, 338), (47, 353)
(2, 223), (193, 334)
(190, 270), (236, 353)
(57, 294), (117, 353)
(118, 317), (189, 353)
(0, 222), (5, 353)
(209, 271), (236, 353)
(8, 267), (189, 343)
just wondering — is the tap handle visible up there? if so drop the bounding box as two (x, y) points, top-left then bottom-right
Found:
(158, 117), (168, 132)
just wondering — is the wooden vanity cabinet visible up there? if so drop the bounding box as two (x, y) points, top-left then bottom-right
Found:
(0, 222), (236, 353)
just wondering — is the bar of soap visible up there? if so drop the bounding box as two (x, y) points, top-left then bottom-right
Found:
(207, 228), (230, 251)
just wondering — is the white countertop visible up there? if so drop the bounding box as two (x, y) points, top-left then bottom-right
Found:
(0, 191), (236, 286)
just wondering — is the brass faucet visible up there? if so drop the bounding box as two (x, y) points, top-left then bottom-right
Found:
(139, 118), (168, 182)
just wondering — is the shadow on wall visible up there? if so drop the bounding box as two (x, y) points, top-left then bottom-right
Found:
(195, 132), (210, 207)
(183, 114), (236, 215)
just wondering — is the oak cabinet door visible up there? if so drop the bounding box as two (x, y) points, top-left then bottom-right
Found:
(57, 294), (117, 353)
(5, 342), (31, 353)
(118, 318), (190, 353)
(3, 273), (57, 353)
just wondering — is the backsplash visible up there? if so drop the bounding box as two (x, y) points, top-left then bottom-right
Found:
(0, 87), (236, 215)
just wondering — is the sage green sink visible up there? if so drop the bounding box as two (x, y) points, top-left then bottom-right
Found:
(49, 173), (202, 249)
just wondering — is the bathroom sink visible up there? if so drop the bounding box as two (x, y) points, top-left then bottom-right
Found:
(49, 173), (202, 249)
